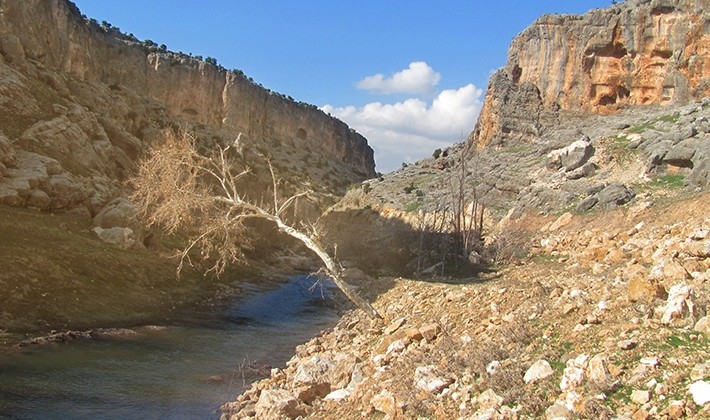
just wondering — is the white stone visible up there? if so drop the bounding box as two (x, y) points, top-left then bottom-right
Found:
(587, 354), (610, 385)
(689, 380), (710, 406)
(324, 388), (351, 401)
(524, 360), (554, 384)
(486, 360), (501, 376)
(414, 365), (452, 393)
(569, 353), (590, 368)
(560, 366), (585, 392)
(661, 284), (695, 325)
(545, 402), (572, 419)
(386, 339), (406, 355)
(631, 389), (651, 404)
(694, 316), (710, 334)
(293, 355), (335, 386)
(640, 357), (660, 366)
(477, 388), (504, 410)
(691, 362), (710, 382)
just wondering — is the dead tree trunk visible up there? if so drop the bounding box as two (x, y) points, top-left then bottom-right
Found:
(271, 217), (381, 319)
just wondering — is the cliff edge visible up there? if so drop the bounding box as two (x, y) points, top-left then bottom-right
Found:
(0, 0), (375, 216)
(471, 0), (709, 149)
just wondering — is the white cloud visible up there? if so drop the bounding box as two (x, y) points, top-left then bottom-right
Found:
(322, 83), (483, 173)
(356, 61), (441, 95)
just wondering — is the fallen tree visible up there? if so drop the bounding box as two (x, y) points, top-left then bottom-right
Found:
(129, 130), (380, 319)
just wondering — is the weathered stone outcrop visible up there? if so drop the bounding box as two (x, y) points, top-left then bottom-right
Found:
(471, 0), (709, 149)
(0, 0), (375, 214)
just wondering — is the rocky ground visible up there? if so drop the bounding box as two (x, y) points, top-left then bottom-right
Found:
(221, 191), (710, 419)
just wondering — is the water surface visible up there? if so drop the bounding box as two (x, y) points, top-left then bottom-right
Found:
(0, 275), (340, 419)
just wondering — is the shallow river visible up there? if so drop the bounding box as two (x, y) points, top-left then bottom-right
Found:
(0, 275), (341, 419)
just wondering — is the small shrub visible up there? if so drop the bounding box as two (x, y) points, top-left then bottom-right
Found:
(403, 182), (416, 194)
(433, 148), (442, 159)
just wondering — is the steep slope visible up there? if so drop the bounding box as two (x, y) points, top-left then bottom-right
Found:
(0, 0), (375, 336)
(0, 0), (375, 216)
(471, 0), (709, 149)
(222, 2), (710, 418)
(320, 0), (709, 279)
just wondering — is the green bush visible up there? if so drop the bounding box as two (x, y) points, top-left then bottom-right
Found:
(403, 182), (416, 194)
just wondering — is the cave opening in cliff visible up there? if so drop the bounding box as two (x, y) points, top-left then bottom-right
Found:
(598, 94), (617, 106)
(511, 65), (522, 84)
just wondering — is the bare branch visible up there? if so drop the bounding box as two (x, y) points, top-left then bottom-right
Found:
(128, 129), (380, 319)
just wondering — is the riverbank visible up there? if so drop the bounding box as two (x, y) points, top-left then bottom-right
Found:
(0, 275), (342, 418)
(221, 193), (710, 418)
(0, 204), (321, 347)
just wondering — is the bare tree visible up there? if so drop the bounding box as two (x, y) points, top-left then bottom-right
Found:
(129, 130), (380, 319)
(449, 141), (484, 260)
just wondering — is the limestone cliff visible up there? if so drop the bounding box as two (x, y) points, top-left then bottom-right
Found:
(0, 0), (375, 215)
(471, 0), (709, 148)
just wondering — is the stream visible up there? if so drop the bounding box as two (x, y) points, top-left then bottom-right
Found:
(0, 275), (341, 419)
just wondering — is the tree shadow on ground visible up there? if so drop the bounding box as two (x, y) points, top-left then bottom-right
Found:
(318, 207), (504, 306)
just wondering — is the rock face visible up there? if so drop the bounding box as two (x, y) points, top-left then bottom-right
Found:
(471, 0), (709, 148)
(0, 0), (375, 215)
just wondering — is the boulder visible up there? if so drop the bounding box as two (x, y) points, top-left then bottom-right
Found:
(371, 389), (399, 418)
(413, 365), (453, 393)
(94, 197), (143, 236)
(649, 258), (691, 281)
(293, 355), (336, 403)
(668, 400), (686, 419)
(42, 173), (88, 210)
(0, 135), (17, 169)
(597, 184), (635, 210)
(546, 402), (573, 419)
(254, 389), (304, 419)
(524, 360), (554, 384)
(560, 354), (589, 392)
(689, 380), (710, 406)
(419, 323), (441, 341)
(660, 284), (696, 325)
(26, 189), (51, 209)
(631, 389), (651, 405)
(691, 362), (710, 382)
(663, 143), (696, 168)
(587, 354), (610, 385)
(477, 388), (504, 410)
(560, 366), (585, 392)
(93, 227), (137, 249)
(566, 162), (596, 179)
(688, 159), (710, 188)
(694, 316), (710, 334)
(576, 195), (599, 212)
(626, 263), (667, 302)
(546, 136), (595, 171)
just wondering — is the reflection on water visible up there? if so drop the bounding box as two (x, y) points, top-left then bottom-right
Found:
(0, 275), (340, 419)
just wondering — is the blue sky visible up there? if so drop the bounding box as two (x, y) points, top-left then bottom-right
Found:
(72, 1), (612, 173)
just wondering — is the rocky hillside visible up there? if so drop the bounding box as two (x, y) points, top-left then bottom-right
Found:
(320, 0), (709, 278)
(471, 0), (709, 149)
(220, 1), (710, 418)
(0, 0), (375, 218)
(0, 0), (374, 336)
(222, 194), (710, 418)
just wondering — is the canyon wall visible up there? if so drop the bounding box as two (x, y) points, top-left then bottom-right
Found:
(471, 0), (709, 148)
(0, 0), (375, 214)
